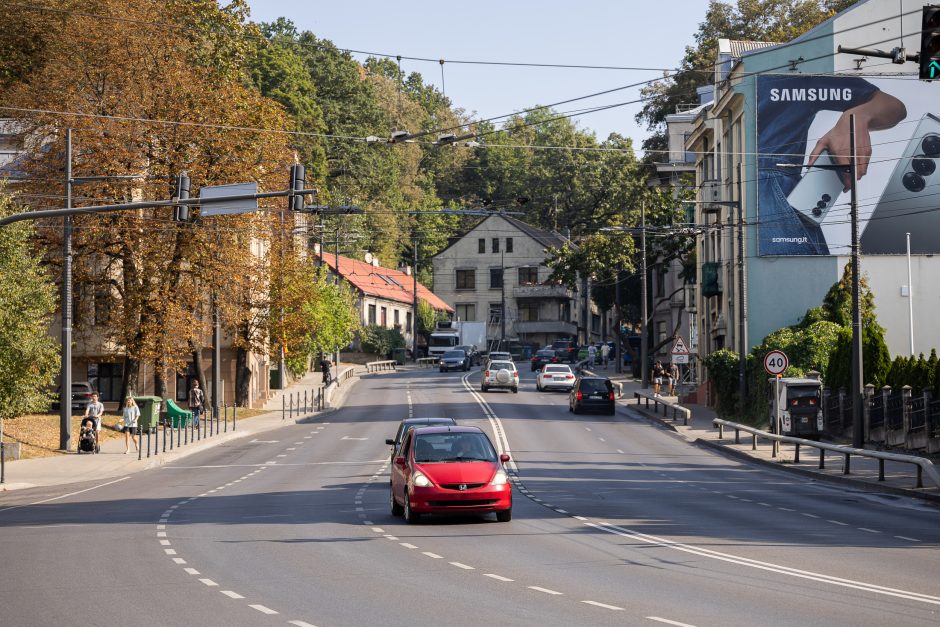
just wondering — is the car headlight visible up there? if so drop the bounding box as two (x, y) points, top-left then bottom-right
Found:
(412, 472), (432, 488)
(490, 469), (508, 486)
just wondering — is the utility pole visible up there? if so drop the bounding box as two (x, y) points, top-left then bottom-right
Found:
(412, 237), (419, 360)
(615, 268), (622, 374)
(335, 225), (341, 367)
(640, 204), (649, 389)
(500, 249), (506, 345)
(737, 161), (748, 416)
(849, 115), (865, 449)
(60, 129), (73, 451)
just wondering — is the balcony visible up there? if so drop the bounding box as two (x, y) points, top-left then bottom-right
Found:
(513, 283), (574, 300)
(513, 320), (578, 336)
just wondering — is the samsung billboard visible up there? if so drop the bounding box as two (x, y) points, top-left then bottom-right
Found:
(756, 74), (940, 256)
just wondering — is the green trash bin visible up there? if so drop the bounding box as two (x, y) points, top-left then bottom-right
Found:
(392, 347), (407, 365)
(134, 396), (163, 434)
(166, 399), (192, 428)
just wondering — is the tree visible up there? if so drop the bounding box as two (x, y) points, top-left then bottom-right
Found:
(0, 190), (60, 419)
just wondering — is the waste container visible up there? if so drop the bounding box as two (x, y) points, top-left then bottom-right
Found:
(166, 399), (192, 428)
(392, 347), (408, 365)
(134, 396), (163, 434)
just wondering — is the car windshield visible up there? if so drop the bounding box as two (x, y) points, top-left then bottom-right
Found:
(414, 432), (497, 463)
(395, 419), (456, 444)
(580, 379), (611, 393)
(429, 336), (458, 348)
(535, 350), (554, 357)
(489, 361), (514, 371)
(543, 365), (570, 374)
(443, 350), (466, 359)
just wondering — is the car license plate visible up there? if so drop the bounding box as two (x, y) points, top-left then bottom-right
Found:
(590, 394), (604, 399)
(800, 417), (808, 423)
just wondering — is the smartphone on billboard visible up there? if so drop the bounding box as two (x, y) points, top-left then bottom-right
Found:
(861, 113), (940, 254)
(785, 149), (846, 224)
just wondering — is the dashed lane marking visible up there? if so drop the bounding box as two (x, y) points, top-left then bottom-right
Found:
(896, 536), (921, 542)
(400, 543), (418, 549)
(582, 600), (624, 611)
(647, 617), (697, 626)
(828, 520), (848, 526)
(450, 562), (475, 570)
(184, 568), (200, 575)
(483, 574), (514, 582)
(199, 578), (218, 587)
(529, 586), (563, 595)
(220, 590), (244, 599)
(422, 552), (443, 559)
(858, 527), (881, 534)
(249, 604), (279, 615)
(288, 621), (318, 627)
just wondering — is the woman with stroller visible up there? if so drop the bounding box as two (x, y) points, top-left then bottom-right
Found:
(122, 396), (140, 454)
(82, 392), (104, 453)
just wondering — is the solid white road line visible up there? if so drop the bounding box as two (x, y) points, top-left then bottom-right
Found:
(582, 600), (624, 611)
(528, 586), (563, 595)
(647, 616), (697, 626)
(220, 590), (244, 599)
(249, 604), (279, 615)
(0, 476), (132, 513)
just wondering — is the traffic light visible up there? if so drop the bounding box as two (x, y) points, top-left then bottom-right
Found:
(172, 172), (191, 222)
(289, 163), (305, 211)
(920, 5), (940, 80)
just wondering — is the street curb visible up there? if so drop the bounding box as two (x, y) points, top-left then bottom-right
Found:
(619, 402), (679, 433)
(693, 437), (940, 504)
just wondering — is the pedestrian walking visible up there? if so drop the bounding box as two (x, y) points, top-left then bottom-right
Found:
(122, 396), (140, 454)
(652, 361), (664, 397)
(668, 362), (680, 396)
(600, 343), (610, 368)
(321, 357), (333, 386)
(189, 380), (205, 428)
(587, 344), (597, 366)
(84, 392), (104, 453)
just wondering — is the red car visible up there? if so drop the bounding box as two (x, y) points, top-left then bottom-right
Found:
(390, 426), (512, 523)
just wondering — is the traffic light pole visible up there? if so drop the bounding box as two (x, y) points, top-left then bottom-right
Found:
(60, 130), (73, 451)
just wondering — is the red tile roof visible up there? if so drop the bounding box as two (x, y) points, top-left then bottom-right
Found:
(319, 254), (453, 312)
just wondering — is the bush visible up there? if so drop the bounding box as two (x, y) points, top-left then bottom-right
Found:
(359, 325), (405, 357)
(702, 349), (741, 419)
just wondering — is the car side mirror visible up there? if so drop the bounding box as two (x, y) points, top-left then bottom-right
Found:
(500, 453), (511, 463)
(385, 439), (395, 446)
(395, 456), (407, 466)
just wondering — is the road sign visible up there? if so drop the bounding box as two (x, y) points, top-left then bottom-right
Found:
(200, 182), (259, 216)
(671, 336), (690, 355)
(763, 350), (789, 375)
(671, 354), (689, 364)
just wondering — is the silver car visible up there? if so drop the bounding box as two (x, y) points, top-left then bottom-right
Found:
(481, 360), (518, 393)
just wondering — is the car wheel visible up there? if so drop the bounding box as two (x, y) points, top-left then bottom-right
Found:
(496, 508), (512, 522)
(390, 485), (404, 517)
(404, 491), (419, 524)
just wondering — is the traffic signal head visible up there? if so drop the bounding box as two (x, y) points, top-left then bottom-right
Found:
(289, 163), (305, 211)
(920, 5), (940, 80)
(172, 172), (191, 222)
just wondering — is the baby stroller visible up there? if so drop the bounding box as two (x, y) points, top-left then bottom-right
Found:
(77, 417), (99, 454)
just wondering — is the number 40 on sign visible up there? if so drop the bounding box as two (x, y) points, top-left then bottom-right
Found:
(763, 350), (789, 376)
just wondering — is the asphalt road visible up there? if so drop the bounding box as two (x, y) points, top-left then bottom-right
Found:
(1, 367), (939, 626)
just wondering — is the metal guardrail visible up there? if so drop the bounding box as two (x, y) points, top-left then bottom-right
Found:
(416, 357), (440, 367)
(365, 360), (397, 373)
(712, 417), (940, 490)
(633, 390), (692, 426)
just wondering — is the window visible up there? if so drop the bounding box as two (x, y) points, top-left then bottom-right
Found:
(175, 363), (195, 403)
(489, 268), (503, 289)
(559, 302), (570, 322)
(406, 311), (413, 333)
(478, 238), (485, 253)
(506, 237), (513, 253)
(456, 303), (476, 321)
(89, 362), (123, 402)
(488, 303), (503, 323)
(492, 238), (500, 253)
(657, 321), (667, 344)
(394, 310), (400, 327)
(94, 289), (110, 326)
(591, 313), (600, 333)
(518, 267), (538, 285)
(456, 269), (475, 290)
(380, 307), (387, 327)
(518, 302), (539, 321)
(656, 268), (666, 297)
(368, 304), (377, 325)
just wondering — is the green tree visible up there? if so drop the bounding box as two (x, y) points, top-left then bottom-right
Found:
(0, 191), (60, 419)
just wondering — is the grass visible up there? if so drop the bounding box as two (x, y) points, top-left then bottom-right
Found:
(1, 407), (273, 460)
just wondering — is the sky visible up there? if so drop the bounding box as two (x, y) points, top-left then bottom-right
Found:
(244, 1), (710, 154)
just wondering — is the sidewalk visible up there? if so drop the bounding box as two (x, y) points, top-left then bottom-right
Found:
(594, 366), (940, 502)
(0, 367), (362, 493)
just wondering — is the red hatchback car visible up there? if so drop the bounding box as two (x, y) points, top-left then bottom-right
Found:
(390, 426), (512, 523)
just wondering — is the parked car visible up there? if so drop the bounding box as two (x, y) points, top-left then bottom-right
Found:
(481, 360), (519, 393)
(439, 349), (470, 372)
(389, 425), (512, 523)
(569, 376), (616, 415)
(454, 345), (482, 366)
(485, 351), (512, 367)
(386, 417), (458, 461)
(550, 339), (578, 363)
(530, 348), (560, 371)
(51, 382), (97, 413)
(536, 364), (576, 392)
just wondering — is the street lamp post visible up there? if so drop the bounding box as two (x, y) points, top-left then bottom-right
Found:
(778, 114), (863, 448)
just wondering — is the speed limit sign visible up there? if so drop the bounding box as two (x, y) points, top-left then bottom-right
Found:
(763, 350), (789, 376)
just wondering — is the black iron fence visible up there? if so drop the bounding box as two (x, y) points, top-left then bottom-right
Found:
(823, 385), (940, 452)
